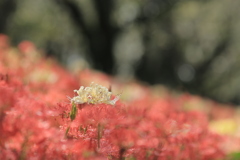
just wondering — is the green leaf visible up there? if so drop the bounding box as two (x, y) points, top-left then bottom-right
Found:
(70, 103), (77, 121)
(228, 152), (240, 160)
(65, 126), (70, 138)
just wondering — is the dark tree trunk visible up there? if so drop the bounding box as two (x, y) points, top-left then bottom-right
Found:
(0, 0), (17, 33)
(55, 0), (118, 74)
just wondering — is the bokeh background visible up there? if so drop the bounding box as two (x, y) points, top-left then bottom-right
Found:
(1, 0), (240, 105)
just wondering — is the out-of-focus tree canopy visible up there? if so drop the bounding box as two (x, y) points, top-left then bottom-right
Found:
(1, 0), (240, 104)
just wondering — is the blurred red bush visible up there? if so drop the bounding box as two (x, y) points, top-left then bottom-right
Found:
(0, 35), (236, 159)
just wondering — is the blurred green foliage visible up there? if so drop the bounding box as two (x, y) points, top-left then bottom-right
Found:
(228, 152), (240, 160)
(1, 0), (240, 104)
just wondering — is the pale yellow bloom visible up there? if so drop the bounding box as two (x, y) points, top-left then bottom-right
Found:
(71, 82), (120, 105)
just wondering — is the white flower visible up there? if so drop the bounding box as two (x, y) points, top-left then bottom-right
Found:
(70, 82), (120, 105)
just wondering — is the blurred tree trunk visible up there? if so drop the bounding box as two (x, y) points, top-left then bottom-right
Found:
(0, 0), (17, 33)
(55, 0), (118, 74)
(135, 8), (182, 87)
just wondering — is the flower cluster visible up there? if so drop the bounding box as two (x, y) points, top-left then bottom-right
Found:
(71, 82), (120, 105)
(1, 34), (239, 160)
